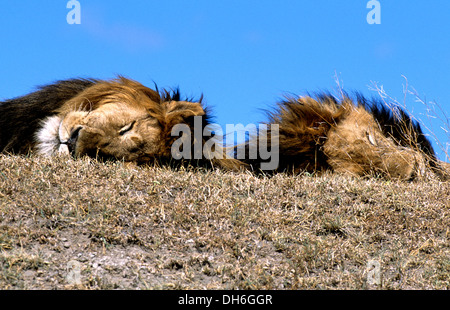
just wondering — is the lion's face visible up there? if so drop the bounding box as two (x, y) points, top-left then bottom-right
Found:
(57, 103), (162, 161)
(266, 95), (439, 180)
(35, 78), (206, 163)
(323, 105), (427, 179)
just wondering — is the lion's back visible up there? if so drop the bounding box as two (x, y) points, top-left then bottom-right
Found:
(0, 78), (96, 154)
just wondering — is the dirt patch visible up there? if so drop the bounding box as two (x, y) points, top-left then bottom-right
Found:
(0, 155), (449, 289)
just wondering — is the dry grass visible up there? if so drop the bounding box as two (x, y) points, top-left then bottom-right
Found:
(0, 154), (448, 290)
(369, 77), (450, 163)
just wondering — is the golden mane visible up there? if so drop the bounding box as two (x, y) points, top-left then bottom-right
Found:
(244, 93), (449, 180)
(0, 76), (244, 171)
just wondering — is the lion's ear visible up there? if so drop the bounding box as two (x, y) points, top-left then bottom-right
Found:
(165, 101), (206, 128)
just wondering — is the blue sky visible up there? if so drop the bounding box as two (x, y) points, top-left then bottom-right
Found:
(1, 1), (449, 161)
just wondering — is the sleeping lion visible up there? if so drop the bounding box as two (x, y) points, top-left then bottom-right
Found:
(242, 93), (449, 180)
(0, 76), (242, 170)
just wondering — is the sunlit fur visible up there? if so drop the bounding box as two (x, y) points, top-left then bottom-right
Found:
(245, 92), (449, 180)
(0, 77), (243, 170)
(0, 78), (96, 154)
(1, 78), (448, 179)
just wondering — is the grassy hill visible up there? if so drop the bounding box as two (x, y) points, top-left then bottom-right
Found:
(0, 155), (448, 289)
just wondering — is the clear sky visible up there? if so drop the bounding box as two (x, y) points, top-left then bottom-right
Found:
(1, 1), (449, 161)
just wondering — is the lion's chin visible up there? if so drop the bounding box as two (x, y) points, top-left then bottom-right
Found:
(35, 115), (61, 156)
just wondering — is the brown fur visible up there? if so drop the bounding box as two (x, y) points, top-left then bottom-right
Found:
(1, 78), (447, 179)
(1, 77), (243, 170)
(248, 93), (449, 180)
(0, 78), (97, 154)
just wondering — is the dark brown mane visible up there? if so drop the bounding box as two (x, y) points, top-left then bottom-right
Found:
(241, 93), (351, 173)
(242, 92), (441, 179)
(355, 93), (435, 160)
(0, 78), (96, 154)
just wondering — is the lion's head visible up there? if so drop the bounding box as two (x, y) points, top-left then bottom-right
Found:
(35, 77), (239, 168)
(246, 93), (449, 180)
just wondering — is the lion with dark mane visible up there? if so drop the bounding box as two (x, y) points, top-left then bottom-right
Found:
(243, 92), (449, 180)
(0, 76), (242, 170)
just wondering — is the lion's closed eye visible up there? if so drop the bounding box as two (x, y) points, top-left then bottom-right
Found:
(119, 121), (136, 135)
